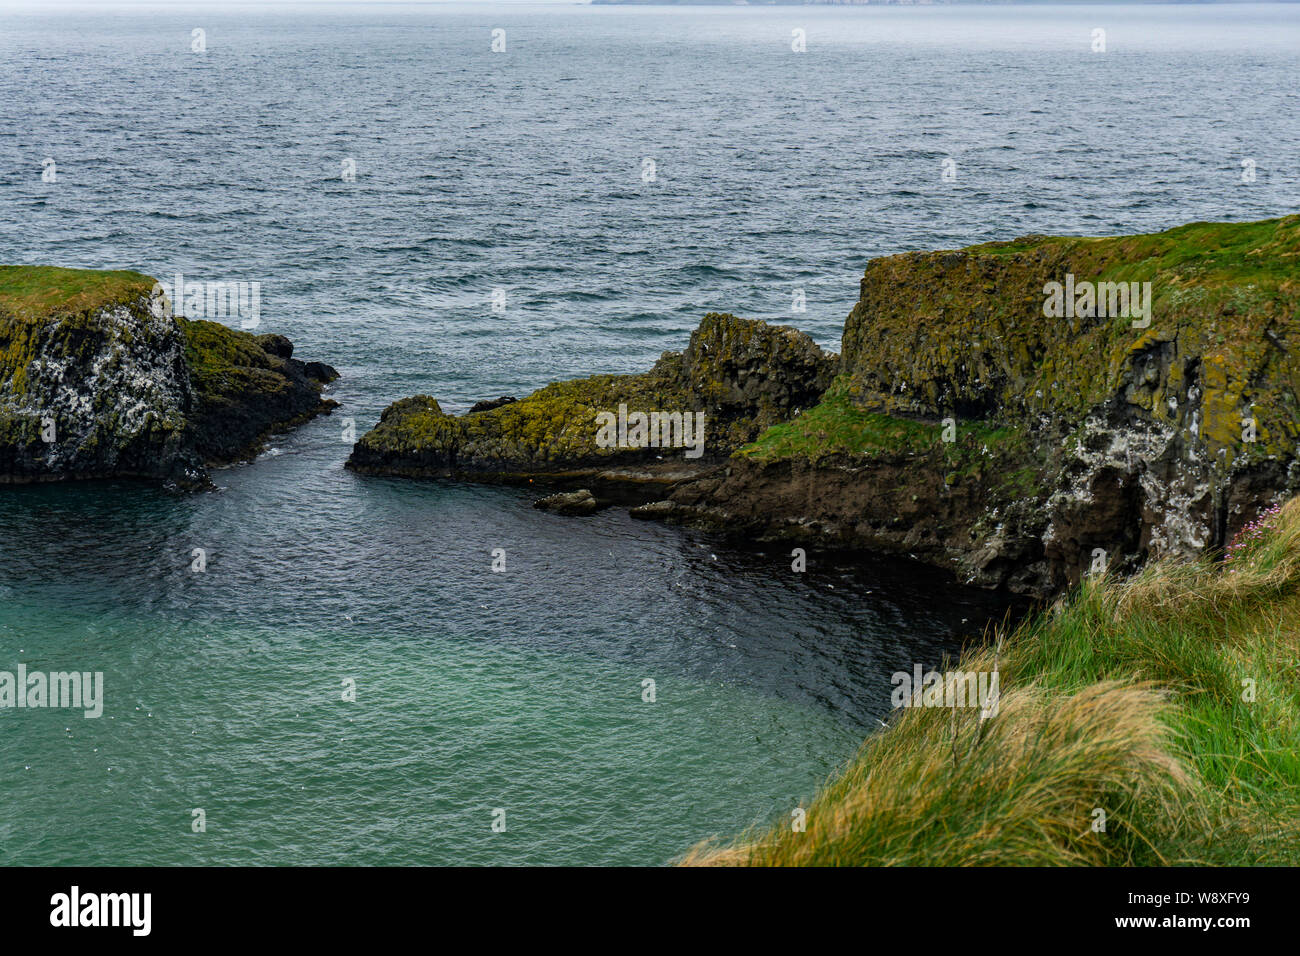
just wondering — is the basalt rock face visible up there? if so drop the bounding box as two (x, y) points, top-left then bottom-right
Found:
(356, 217), (1300, 597)
(678, 311), (839, 448)
(346, 313), (837, 484)
(0, 266), (338, 487)
(181, 321), (339, 466)
(655, 216), (1300, 596)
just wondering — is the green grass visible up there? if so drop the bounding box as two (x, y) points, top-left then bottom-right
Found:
(735, 393), (1041, 495)
(0, 265), (155, 319)
(973, 216), (1300, 285)
(684, 497), (1300, 866)
(735, 394), (937, 462)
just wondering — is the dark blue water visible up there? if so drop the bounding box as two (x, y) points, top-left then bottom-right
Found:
(0, 2), (1296, 864)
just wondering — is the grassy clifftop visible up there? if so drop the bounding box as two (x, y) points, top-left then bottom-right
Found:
(677, 215), (1300, 593)
(0, 265), (155, 320)
(685, 497), (1300, 866)
(0, 265), (337, 484)
(835, 214), (1300, 461)
(0, 266), (159, 396)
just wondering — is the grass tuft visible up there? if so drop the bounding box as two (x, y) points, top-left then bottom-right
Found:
(683, 497), (1300, 866)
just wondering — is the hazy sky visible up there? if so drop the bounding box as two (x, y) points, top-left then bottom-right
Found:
(0, 0), (591, 8)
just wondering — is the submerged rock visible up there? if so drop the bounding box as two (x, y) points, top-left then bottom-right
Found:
(533, 488), (600, 516)
(0, 266), (338, 488)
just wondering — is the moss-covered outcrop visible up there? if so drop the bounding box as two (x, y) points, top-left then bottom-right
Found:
(347, 313), (837, 485)
(349, 216), (1300, 596)
(839, 216), (1300, 443)
(178, 319), (339, 466)
(653, 216), (1300, 595)
(0, 266), (338, 487)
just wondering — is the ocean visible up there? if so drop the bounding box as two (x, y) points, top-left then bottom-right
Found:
(1, 1), (1297, 864)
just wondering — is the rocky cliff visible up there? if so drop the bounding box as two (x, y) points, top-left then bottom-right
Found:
(349, 215), (1300, 597)
(658, 216), (1300, 594)
(347, 312), (836, 494)
(0, 266), (338, 488)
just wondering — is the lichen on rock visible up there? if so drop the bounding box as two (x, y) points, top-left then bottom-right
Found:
(0, 265), (338, 488)
(347, 312), (838, 482)
(178, 315), (339, 466)
(661, 215), (1300, 595)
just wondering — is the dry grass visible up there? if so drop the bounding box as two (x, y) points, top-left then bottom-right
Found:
(682, 498), (1300, 867)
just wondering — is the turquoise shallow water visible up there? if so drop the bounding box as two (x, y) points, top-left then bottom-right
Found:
(2, 2), (1298, 864)
(0, 435), (1003, 865)
(0, 594), (864, 866)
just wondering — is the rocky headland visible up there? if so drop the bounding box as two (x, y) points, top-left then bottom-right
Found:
(346, 311), (836, 499)
(0, 266), (338, 489)
(350, 215), (1300, 598)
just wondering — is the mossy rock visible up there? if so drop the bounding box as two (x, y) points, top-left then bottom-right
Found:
(349, 313), (839, 479)
(712, 215), (1300, 591)
(837, 214), (1300, 465)
(178, 316), (338, 465)
(0, 266), (338, 485)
